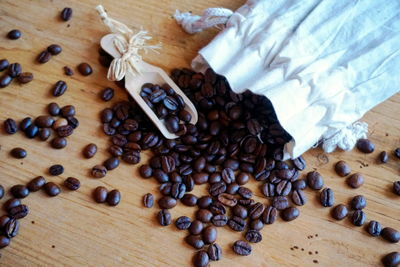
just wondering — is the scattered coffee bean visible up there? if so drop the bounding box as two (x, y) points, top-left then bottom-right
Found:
(335, 161), (351, 177)
(185, 234), (204, 249)
(281, 207), (300, 221)
(292, 189), (307, 206)
(63, 66), (74, 76)
(48, 102), (60, 116)
(10, 147), (27, 159)
(4, 118), (17, 134)
(356, 138), (375, 153)
(379, 151), (389, 163)
(7, 29), (21, 40)
(107, 189), (121, 206)
(351, 210), (366, 226)
(0, 215), (10, 229)
(393, 181), (400, 196)
(17, 72), (33, 84)
(0, 236), (10, 248)
(347, 173), (364, 188)
(181, 193), (198, 206)
(27, 176), (46, 192)
(381, 227), (400, 243)
(158, 196), (177, 209)
(207, 243), (222, 261)
(91, 165), (107, 178)
(37, 51), (52, 64)
(8, 204), (29, 219)
(104, 157), (119, 170)
(53, 118), (68, 130)
(272, 196), (289, 210)
(47, 44), (62, 55)
(83, 143), (97, 158)
(233, 240), (252, 256)
(262, 205), (277, 224)
(4, 218), (19, 238)
(193, 251), (209, 267)
(19, 117), (32, 131)
(51, 137), (67, 149)
(101, 87), (114, 101)
(0, 185), (4, 199)
(8, 63), (21, 78)
(44, 182), (61, 197)
(367, 220), (382, 236)
(143, 193), (154, 208)
(0, 74), (12, 88)
(331, 204), (348, 220)
(0, 59), (9, 71)
(320, 188), (334, 207)
(306, 171), (324, 190)
(35, 115), (54, 128)
(245, 230), (262, 243)
(350, 195), (366, 210)
(3, 198), (21, 212)
(228, 216), (246, 232)
(78, 63), (93, 76)
(49, 164), (64, 176)
(93, 186), (108, 203)
(10, 185), (29, 199)
(394, 148), (400, 159)
(25, 124), (39, 138)
(61, 7), (73, 21)
(157, 209), (171, 226)
(292, 179), (307, 190)
(52, 80), (67, 97)
(382, 252), (400, 267)
(60, 105), (75, 117)
(175, 216), (191, 230)
(202, 225), (217, 244)
(64, 177), (80, 190)
(211, 214), (228, 227)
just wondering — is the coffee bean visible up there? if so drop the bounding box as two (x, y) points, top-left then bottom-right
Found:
(8, 63), (21, 77)
(393, 181), (400, 196)
(381, 227), (400, 243)
(207, 243), (222, 261)
(78, 63), (92, 76)
(10, 147), (27, 159)
(67, 116), (79, 129)
(27, 176), (46, 192)
(382, 252), (400, 267)
(4, 198), (21, 212)
(245, 230), (262, 243)
(335, 161), (351, 177)
(63, 66), (74, 76)
(158, 196), (177, 209)
(236, 172), (249, 185)
(351, 210), (366, 226)
(395, 148), (400, 159)
(276, 180), (292, 196)
(35, 115), (54, 128)
(157, 209), (171, 226)
(171, 183), (186, 199)
(44, 182), (61, 197)
(379, 151), (389, 163)
(0, 59), (9, 71)
(261, 205), (277, 224)
(356, 138), (375, 153)
(189, 220), (203, 235)
(350, 195), (366, 210)
(211, 214), (228, 227)
(248, 202), (265, 220)
(101, 87), (114, 101)
(0, 236), (11, 248)
(8, 204), (29, 219)
(0, 185), (4, 199)
(0, 215), (10, 229)
(238, 187), (252, 199)
(165, 116), (179, 133)
(175, 216), (191, 230)
(232, 205), (247, 219)
(292, 189), (307, 206)
(56, 125), (73, 137)
(138, 165), (152, 178)
(180, 193), (197, 206)
(228, 216), (246, 232)
(331, 204), (348, 220)
(61, 7), (73, 21)
(202, 225), (217, 244)
(0, 74), (12, 88)
(49, 164), (64, 176)
(19, 117), (32, 131)
(60, 105), (75, 117)
(64, 177), (80, 190)
(196, 209), (213, 223)
(281, 207), (299, 221)
(185, 235), (204, 249)
(83, 143), (97, 158)
(51, 137), (67, 149)
(4, 118), (17, 134)
(107, 189), (121, 206)
(5, 218), (19, 238)
(193, 251), (209, 267)
(10, 185), (29, 198)
(367, 220), (382, 236)
(346, 173), (364, 188)
(233, 240), (252, 256)
(52, 80), (67, 96)
(104, 157), (120, 170)
(7, 29), (21, 40)
(306, 171), (324, 190)
(93, 186), (108, 203)
(272, 196), (289, 210)
(53, 118), (68, 130)
(320, 188), (334, 207)
(37, 51), (52, 64)
(17, 72), (33, 84)
(47, 44), (62, 55)
(217, 193), (237, 207)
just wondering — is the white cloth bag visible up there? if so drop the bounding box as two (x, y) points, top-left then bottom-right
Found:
(176, 0), (400, 159)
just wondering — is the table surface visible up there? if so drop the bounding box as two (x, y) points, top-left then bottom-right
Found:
(0, 0), (399, 266)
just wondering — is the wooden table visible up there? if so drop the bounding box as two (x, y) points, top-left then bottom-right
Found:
(0, 0), (399, 266)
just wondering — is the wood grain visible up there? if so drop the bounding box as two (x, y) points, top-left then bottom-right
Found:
(0, 0), (399, 266)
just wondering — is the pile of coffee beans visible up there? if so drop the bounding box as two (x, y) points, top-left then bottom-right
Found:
(0, 60), (33, 88)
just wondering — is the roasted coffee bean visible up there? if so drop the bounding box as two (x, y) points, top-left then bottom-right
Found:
(367, 220), (382, 236)
(63, 66), (74, 76)
(202, 226), (218, 246)
(193, 172), (209, 184)
(235, 172), (249, 185)
(10, 147), (27, 159)
(93, 186), (108, 203)
(104, 157), (120, 170)
(381, 227), (400, 243)
(276, 180), (292, 196)
(37, 51), (52, 63)
(347, 173), (364, 188)
(393, 181), (400, 196)
(4, 118), (17, 134)
(49, 164), (64, 176)
(52, 80), (67, 96)
(248, 202), (265, 220)
(83, 143), (97, 158)
(44, 182), (61, 197)
(335, 161), (351, 177)
(47, 44), (62, 55)
(160, 155), (175, 173)
(163, 96), (179, 111)
(101, 108), (113, 123)
(197, 196), (213, 209)
(351, 210), (366, 226)
(381, 252), (400, 267)
(379, 151), (389, 163)
(350, 195), (366, 210)
(331, 204), (348, 220)
(228, 216), (246, 231)
(139, 165), (153, 178)
(8, 63), (21, 77)
(10, 185), (29, 198)
(189, 220), (203, 235)
(165, 116), (179, 133)
(60, 105), (75, 117)
(157, 209), (171, 226)
(153, 169), (169, 183)
(233, 240), (252, 256)
(292, 179), (307, 190)
(211, 214), (228, 227)
(217, 193), (236, 207)
(27, 176), (46, 192)
(292, 189), (307, 206)
(0, 215), (10, 229)
(0, 185), (4, 199)
(261, 205), (277, 224)
(207, 243), (222, 261)
(7, 29), (21, 40)
(35, 115), (54, 128)
(181, 193), (197, 206)
(175, 216), (191, 230)
(57, 125), (73, 137)
(320, 188), (334, 207)
(51, 137), (67, 149)
(101, 87), (114, 101)
(8, 204), (29, 219)
(245, 230), (262, 243)
(158, 196), (177, 209)
(305, 171), (323, 190)
(64, 177), (80, 190)
(221, 168), (235, 184)
(78, 63), (92, 76)
(171, 183), (186, 199)
(395, 148), (400, 159)
(3, 198), (21, 212)
(38, 128), (51, 141)
(107, 189), (121, 206)
(232, 205), (248, 219)
(53, 118), (68, 130)
(5, 218), (19, 238)
(281, 207), (299, 221)
(0, 74), (12, 88)
(19, 117), (32, 131)
(143, 193), (154, 208)
(0, 59), (9, 71)
(238, 187), (252, 199)
(61, 7), (73, 21)
(17, 72), (33, 84)
(185, 235), (205, 249)
(261, 183), (275, 197)
(356, 138), (375, 153)
(272, 196), (289, 210)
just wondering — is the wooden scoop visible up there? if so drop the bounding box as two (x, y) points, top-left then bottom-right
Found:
(100, 33), (198, 139)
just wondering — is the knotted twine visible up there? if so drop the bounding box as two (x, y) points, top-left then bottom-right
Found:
(96, 5), (161, 81)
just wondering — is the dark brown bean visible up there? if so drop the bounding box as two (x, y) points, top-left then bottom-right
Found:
(346, 173), (364, 188)
(356, 138), (375, 153)
(37, 51), (52, 64)
(189, 220), (204, 235)
(51, 137), (67, 149)
(3, 198), (21, 212)
(232, 240), (252, 256)
(379, 151), (389, 163)
(0, 59), (9, 71)
(143, 193), (154, 208)
(27, 176), (46, 192)
(44, 182), (61, 197)
(381, 227), (400, 243)
(49, 164), (64, 176)
(107, 189), (121, 206)
(8, 204), (29, 219)
(351, 210), (366, 226)
(281, 207), (299, 221)
(320, 188), (334, 207)
(52, 80), (67, 97)
(78, 63), (93, 76)
(63, 66), (74, 76)
(207, 243), (222, 261)
(331, 204), (348, 220)
(10, 185), (29, 198)
(101, 87), (114, 101)
(64, 177), (80, 190)
(0, 74), (12, 88)
(83, 143), (97, 158)
(7, 29), (21, 40)
(381, 252), (400, 267)
(47, 44), (62, 55)
(175, 216), (191, 230)
(17, 72), (33, 84)
(8, 63), (21, 78)
(61, 7), (73, 21)
(335, 161), (351, 177)
(306, 171), (324, 190)
(4, 118), (17, 134)
(158, 196), (177, 209)
(10, 147), (27, 159)
(292, 189), (307, 206)
(367, 220), (381, 236)
(157, 209), (171, 226)
(93, 186), (108, 203)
